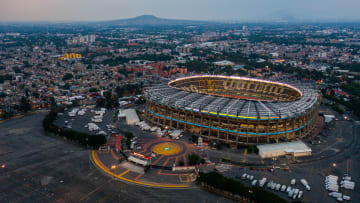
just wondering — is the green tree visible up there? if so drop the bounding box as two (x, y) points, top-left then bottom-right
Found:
(62, 73), (73, 81)
(19, 96), (31, 112)
(188, 153), (200, 166)
(89, 87), (98, 92)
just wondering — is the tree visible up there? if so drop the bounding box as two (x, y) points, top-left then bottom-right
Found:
(89, 87), (98, 92)
(49, 97), (57, 110)
(124, 132), (134, 149)
(96, 98), (105, 108)
(62, 73), (73, 81)
(1, 110), (13, 119)
(188, 153), (200, 166)
(19, 96), (31, 112)
(191, 134), (198, 143)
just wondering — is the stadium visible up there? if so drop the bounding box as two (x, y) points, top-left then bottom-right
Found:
(144, 75), (321, 145)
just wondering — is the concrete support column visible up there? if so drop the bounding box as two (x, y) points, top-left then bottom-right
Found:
(200, 115), (203, 135)
(285, 119), (288, 141)
(170, 110), (173, 128)
(176, 111), (179, 129)
(267, 119), (270, 143)
(276, 120), (279, 142)
(183, 111), (186, 131)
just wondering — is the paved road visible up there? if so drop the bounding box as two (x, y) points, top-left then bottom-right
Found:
(223, 121), (360, 203)
(0, 112), (230, 203)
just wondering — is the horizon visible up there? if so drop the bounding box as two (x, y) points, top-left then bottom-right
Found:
(2, 14), (360, 24)
(1, 0), (360, 22)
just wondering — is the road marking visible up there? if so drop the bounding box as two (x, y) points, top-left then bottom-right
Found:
(90, 151), (188, 188)
(183, 153), (187, 166)
(111, 149), (120, 160)
(94, 151), (110, 171)
(151, 155), (163, 165)
(135, 174), (143, 181)
(162, 157), (170, 167)
(242, 148), (247, 163)
(346, 159), (351, 173)
(0, 114), (24, 124)
(179, 175), (190, 183)
(119, 169), (130, 177)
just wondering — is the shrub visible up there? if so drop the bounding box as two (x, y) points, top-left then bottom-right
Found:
(188, 153), (200, 166)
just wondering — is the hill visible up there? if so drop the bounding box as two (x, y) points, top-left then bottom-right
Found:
(106, 15), (209, 26)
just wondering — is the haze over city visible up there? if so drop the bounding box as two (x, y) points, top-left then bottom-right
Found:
(1, 0), (360, 202)
(1, 0), (360, 22)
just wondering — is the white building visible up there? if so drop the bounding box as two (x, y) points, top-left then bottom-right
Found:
(213, 60), (235, 66)
(257, 141), (312, 159)
(324, 114), (335, 123)
(123, 109), (140, 125)
(169, 130), (182, 139)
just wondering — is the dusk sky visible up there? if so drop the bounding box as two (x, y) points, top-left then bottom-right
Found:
(1, 0), (360, 22)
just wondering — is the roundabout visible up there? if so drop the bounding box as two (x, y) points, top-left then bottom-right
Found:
(152, 142), (183, 156)
(90, 136), (200, 188)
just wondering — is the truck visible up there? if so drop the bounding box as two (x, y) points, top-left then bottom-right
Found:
(342, 195), (351, 200)
(343, 176), (351, 181)
(288, 189), (294, 198)
(340, 180), (355, 190)
(286, 186), (292, 193)
(329, 192), (342, 198)
(298, 191), (303, 199)
(294, 189), (299, 196)
(276, 184), (281, 191)
(301, 179), (311, 191)
(258, 177), (267, 187)
(271, 182), (276, 190)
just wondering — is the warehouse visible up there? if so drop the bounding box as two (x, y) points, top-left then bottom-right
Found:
(257, 141), (312, 159)
(123, 109), (140, 125)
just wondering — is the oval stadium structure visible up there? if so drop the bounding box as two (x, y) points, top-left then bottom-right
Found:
(144, 75), (321, 145)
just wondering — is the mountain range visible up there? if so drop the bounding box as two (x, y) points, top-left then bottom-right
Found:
(105, 15), (210, 26)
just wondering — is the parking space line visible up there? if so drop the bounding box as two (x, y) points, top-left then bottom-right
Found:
(111, 149), (120, 160)
(119, 169), (130, 177)
(151, 155), (163, 165)
(135, 174), (142, 181)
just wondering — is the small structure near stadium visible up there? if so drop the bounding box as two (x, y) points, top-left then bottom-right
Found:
(257, 141), (312, 159)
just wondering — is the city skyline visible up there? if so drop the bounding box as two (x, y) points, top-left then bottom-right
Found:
(2, 0), (360, 22)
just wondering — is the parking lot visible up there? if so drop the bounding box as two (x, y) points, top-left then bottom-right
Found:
(54, 107), (117, 137)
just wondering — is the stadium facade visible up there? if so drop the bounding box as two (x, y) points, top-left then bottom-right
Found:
(144, 75), (321, 145)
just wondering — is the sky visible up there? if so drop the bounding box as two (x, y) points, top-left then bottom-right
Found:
(1, 0), (360, 22)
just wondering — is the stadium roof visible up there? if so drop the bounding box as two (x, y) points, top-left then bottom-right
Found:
(144, 77), (319, 120)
